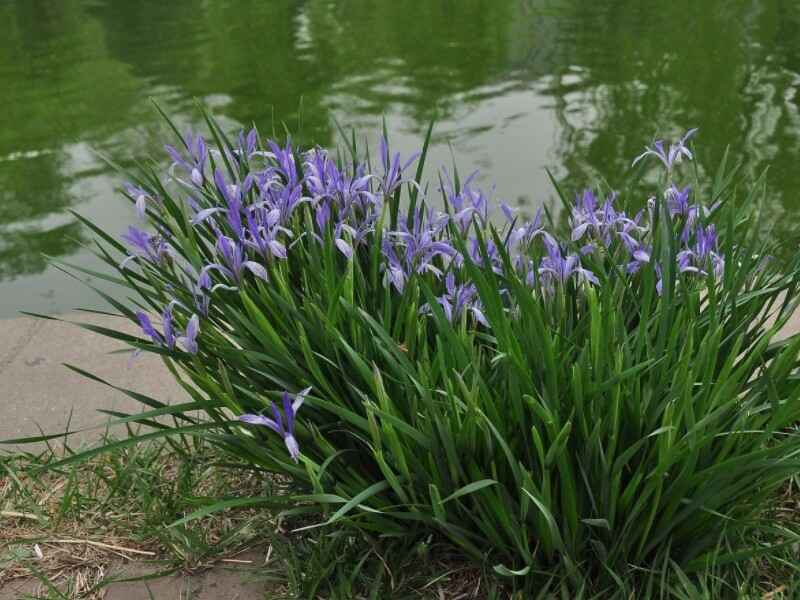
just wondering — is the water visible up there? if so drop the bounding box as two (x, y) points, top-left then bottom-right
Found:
(2, 0), (800, 318)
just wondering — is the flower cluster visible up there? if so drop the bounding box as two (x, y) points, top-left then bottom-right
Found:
(121, 127), (717, 462)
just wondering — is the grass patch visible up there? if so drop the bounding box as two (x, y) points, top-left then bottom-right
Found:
(2, 438), (800, 598)
(0, 436), (281, 597)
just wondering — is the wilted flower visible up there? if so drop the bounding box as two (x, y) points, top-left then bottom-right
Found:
(124, 183), (159, 220)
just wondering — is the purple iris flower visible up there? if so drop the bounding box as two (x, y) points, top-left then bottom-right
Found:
(329, 208), (379, 259)
(260, 182), (306, 225)
(507, 208), (545, 256)
(334, 222), (355, 259)
(379, 136), (420, 196)
(120, 226), (173, 269)
(330, 164), (377, 215)
(539, 234), (599, 288)
(570, 189), (600, 242)
(382, 208), (455, 288)
(440, 169), (490, 233)
(198, 235), (269, 290)
(267, 139), (301, 189)
(304, 148), (337, 200)
(622, 241), (652, 274)
(381, 241), (409, 292)
(677, 224), (725, 278)
(239, 387), (312, 462)
(191, 169), (256, 239)
(315, 201), (331, 231)
(666, 184), (691, 217)
(136, 306), (199, 354)
(237, 128), (259, 160)
(632, 128), (698, 171)
(570, 190), (636, 249)
(304, 148), (378, 221)
(244, 206), (290, 260)
(422, 272), (488, 327)
(465, 237), (503, 274)
(165, 131), (208, 187)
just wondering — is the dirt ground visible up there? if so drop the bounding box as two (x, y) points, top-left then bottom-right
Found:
(0, 550), (277, 599)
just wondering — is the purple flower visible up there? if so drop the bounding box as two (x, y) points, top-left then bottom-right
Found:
(379, 136), (419, 196)
(440, 169), (490, 233)
(382, 208), (455, 289)
(267, 139), (301, 189)
(570, 190), (635, 248)
(508, 208), (545, 252)
(238, 128), (259, 159)
(334, 222), (355, 259)
(239, 387), (312, 462)
(304, 148), (377, 213)
(198, 235), (269, 290)
(263, 182), (306, 225)
(381, 240), (408, 292)
(422, 272), (488, 327)
(539, 234), (599, 288)
(165, 131), (208, 187)
(677, 224), (725, 278)
(178, 315), (200, 353)
(625, 244), (652, 274)
(136, 306), (200, 354)
(120, 226), (172, 269)
(304, 148), (338, 200)
(666, 184), (692, 217)
(244, 206), (290, 260)
(328, 208), (379, 259)
(632, 128), (698, 171)
(465, 237), (503, 274)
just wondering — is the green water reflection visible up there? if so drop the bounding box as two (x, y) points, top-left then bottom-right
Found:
(1, 0), (800, 317)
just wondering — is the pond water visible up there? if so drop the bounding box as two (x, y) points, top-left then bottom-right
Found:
(2, 0), (800, 318)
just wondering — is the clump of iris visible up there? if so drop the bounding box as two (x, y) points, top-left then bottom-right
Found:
(120, 126), (717, 463)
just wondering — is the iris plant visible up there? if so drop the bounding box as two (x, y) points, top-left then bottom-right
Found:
(120, 124), (728, 465)
(56, 112), (800, 594)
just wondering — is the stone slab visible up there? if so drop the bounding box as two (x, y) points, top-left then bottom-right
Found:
(0, 313), (185, 450)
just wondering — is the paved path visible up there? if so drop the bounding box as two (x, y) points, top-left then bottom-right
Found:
(0, 313), (184, 450)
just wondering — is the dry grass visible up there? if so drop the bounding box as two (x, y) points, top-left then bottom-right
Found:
(0, 440), (282, 597)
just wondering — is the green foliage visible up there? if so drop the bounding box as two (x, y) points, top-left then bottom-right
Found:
(23, 110), (800, 595)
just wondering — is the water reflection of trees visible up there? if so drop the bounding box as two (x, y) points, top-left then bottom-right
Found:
(3, 0), (800, 285)
(0, 0), (140, 280)
(525, 0), (800, 244)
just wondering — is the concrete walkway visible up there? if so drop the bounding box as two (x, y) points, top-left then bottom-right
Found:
(0, 313), (184, 449)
